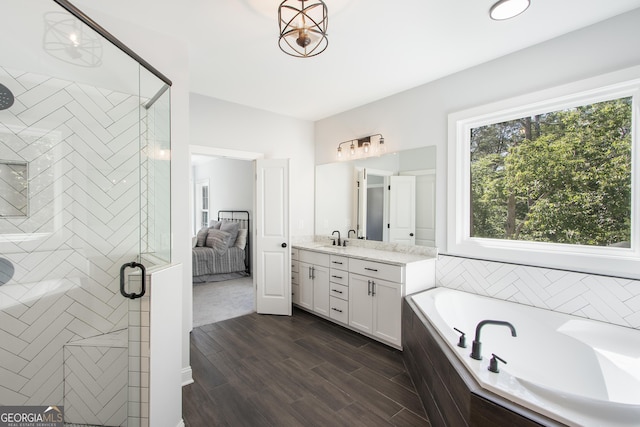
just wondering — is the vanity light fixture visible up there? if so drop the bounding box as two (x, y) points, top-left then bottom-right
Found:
(489, 0), (530, 20)
(278, 0), (329, 58)
(336, 134), (385, 160)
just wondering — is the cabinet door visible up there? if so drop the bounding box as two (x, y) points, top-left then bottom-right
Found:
(372, 278), (402, 347)
(348, 273), (373, 334)
(291, 284), (300, 305)
(312, 265), (330, 316)
(298, 262), (314, 310)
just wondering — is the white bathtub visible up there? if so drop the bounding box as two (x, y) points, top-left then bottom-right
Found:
(410, 287), (640, 427)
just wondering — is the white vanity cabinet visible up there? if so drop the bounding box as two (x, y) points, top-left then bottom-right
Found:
(349, 259), (404, 347)
(292, 244), (435, 349)
(298, 250), (330, 315)
(291, 248), (300, 305)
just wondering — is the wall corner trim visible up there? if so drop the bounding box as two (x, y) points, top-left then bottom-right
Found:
(181, 366), (194, 386)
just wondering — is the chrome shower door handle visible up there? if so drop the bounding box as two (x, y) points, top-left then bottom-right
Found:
(120, 262), (146, 299)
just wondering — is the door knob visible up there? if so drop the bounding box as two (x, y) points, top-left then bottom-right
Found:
(281, 243), (287, 248)
(409, 233), (414, 236)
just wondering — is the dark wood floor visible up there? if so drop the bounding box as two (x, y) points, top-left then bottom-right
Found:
(183, 307), (430, 427)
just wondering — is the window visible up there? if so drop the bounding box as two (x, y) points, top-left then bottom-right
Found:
(201, 185), (209, 228)
(448, 72), (640, 277)
(195, 179), (210, 231)
(470, 97), (632, 247)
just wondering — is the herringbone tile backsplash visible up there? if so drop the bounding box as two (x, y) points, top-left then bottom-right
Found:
(436, 255), (640, 329)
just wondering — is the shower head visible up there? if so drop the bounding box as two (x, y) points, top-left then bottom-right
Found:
(0, 83), (15, 110)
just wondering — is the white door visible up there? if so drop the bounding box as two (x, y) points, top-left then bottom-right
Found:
(415, 172), (436, 246)
(356, 168), (367, 239)
(255, 158), (291, 315)
(389, 175), (416, 244)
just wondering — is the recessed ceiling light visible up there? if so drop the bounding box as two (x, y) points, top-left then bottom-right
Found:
(490, 0), (530, 20)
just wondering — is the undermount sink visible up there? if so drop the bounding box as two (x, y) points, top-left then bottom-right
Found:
(323, 244), (347, 249)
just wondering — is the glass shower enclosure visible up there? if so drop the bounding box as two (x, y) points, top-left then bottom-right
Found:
(0, 1), (171, 425)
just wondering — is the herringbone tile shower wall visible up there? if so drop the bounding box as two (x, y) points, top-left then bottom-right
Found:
(0, 65), (141, 408)
(436, 255), (640, 329)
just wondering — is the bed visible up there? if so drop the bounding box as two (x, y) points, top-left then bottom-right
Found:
(192, 210), (250, 283)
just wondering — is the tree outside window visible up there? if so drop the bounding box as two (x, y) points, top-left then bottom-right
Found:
(470, 97), (632, 248)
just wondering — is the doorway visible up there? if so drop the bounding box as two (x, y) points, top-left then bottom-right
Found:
(189, 146), (262, 327)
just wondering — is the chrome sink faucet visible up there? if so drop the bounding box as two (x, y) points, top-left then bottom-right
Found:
(470, 320), (517, 360)
(331, 230), (341, 246)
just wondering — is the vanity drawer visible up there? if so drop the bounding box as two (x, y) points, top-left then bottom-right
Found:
(329, 268), (348, 286)
(330, 255), (349, 271)
(329, 297), (348, 324)
(291, 247), (299, 260)
(299, 250), (330, 267)
(329, 283), (348, 301)
(291, 260), (299, 273)
(349, 258), (403, 283)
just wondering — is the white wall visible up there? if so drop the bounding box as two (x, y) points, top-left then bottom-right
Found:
(314, 8), (640, 254)
(314, 9), (640, 329)
(193, 157), (253, 225)
(190, 94), (315, 238)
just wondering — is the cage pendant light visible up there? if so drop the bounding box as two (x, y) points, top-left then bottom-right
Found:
(278, 0), (328, 58)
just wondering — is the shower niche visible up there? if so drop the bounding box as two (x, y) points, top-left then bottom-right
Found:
(0, 160), (28, 217)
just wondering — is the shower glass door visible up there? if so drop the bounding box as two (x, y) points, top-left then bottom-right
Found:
(0, 1), (171, 426)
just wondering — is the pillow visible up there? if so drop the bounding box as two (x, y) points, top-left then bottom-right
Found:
(234, 229), (248, 250)
(195, 227), (209, 247)
(220, 221), (240, 246)
(209, 220), (222, 229)
(205, 229), (232, 255)
(192, 236), (197, 248)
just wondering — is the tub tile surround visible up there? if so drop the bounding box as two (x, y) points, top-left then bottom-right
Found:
(436, 255), (640, 329)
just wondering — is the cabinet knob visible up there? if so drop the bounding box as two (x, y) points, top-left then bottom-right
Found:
(282, 242), (287, 248)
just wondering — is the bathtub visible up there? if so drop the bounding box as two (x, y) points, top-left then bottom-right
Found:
(410, 288), (640, 427)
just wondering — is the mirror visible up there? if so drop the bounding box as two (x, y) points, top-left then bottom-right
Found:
(315, 146), (436, 247)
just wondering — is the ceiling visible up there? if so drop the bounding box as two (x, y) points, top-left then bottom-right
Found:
(72, 0), (640, 121)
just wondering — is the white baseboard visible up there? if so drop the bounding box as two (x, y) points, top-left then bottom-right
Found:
(181, 366), (193, 386)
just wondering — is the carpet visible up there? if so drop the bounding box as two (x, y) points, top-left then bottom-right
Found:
(192, 276), (255, 327)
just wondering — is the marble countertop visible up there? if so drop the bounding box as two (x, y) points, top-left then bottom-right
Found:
(292, 241), (436, 266)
